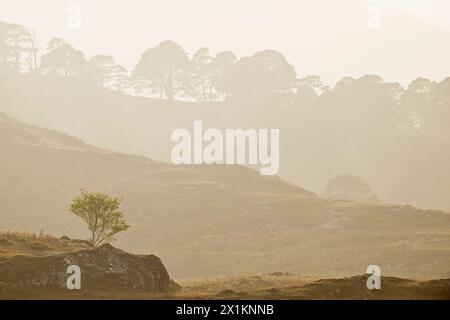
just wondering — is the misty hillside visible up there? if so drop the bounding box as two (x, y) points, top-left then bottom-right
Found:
(0, 113), (449, 280)
(0, 112), (100, 151)
(2, 74), (450, 212)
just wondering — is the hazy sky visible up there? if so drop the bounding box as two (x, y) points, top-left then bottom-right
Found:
(1, 0), (450, 86)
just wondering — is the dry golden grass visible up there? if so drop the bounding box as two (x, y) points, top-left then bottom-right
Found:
(0, 230), (54, 240)
(0, 231), (92, 258)
(179, 273), (317, 296)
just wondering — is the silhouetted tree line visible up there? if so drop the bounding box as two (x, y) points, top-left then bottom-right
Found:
(1, 19), (449, 136)
(0, 20), (297, 101)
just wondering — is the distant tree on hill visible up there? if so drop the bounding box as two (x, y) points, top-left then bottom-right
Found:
(89, 55), (116, 86)
(23, 27), (39, 72)
(209, 51), (237, 100)
(398, 77), (433, 130)
(323, 174), (380, 204)
(188, 48), (237, 101)
(189, 47), (213, 101)
(109, 64), (130, 93)
(40, 38), (88, 77)
(69, 191), (129, 247)
(427, 77), (450, 135)
(297, 76), (323, 97)
(88, 55), (129, 91)
(133, 40), (189, 100)
(0, 20), (34, 73)
(221, 50), (297, 102)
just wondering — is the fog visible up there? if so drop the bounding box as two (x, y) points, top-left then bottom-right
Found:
(1, 0), (450, 85)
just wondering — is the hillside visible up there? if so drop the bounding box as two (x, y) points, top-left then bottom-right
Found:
(1, 233), (448, 300)
(0, 113), (449, 280)
(2, 75), (450, 212)
(178, 274), (450, 300)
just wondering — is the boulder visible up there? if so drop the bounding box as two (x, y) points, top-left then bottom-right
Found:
(0, 244), (172, 294)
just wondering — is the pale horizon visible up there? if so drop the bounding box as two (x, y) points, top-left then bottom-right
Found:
(1, 0), (450, 86)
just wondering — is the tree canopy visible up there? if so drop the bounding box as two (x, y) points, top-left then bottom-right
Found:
(69, 191), (129, 247)
(133, 40), (189, 100)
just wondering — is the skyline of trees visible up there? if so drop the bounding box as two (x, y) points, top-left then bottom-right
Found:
(0, 19), (302, 101)
(1, 19), (450, 212)
(1, 18), (449, 131)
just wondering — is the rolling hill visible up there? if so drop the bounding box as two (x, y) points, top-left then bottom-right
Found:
(0, 113), (449, 280)
(2, 75), (450, 212)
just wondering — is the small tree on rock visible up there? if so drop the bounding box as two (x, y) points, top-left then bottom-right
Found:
(69, 191), (129, 246)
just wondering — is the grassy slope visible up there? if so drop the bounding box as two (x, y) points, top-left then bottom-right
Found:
(0, 113), (449, 280)
(3, 75), (450, 213)
(1, 233), (449, 300)
(0, 231), (92, 257)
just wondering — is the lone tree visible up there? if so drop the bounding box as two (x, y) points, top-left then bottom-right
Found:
(69, 191), (129, 246)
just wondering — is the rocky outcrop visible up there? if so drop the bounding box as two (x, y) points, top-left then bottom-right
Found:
(0, 243), (172, 295)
